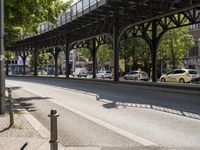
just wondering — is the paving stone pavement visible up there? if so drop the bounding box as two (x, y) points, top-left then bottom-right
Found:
(0, 91), (97, 150)
(0, 98), (51, 150)
(0, 113), (41, 138)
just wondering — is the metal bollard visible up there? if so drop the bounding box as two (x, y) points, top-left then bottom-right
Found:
(8, 87), (14, 126)
(48, 109), (59, 150)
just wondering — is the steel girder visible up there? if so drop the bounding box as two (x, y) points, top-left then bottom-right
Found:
(70, 35), (112, 50)
(10, 0), (200, 52)
(121, 7), (200, 44)
(107, 0), (200, 27)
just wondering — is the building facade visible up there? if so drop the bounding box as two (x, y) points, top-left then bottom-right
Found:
(185, 24), (200, 70)
(8, 56), (30, 74)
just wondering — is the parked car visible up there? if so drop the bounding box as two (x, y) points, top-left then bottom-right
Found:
(96, 70), (112, 79)
(160, 69), (200, 83)
(38, 69), (47, 75)
(72, 68), (88, 77)
(124, 70), (149, 81)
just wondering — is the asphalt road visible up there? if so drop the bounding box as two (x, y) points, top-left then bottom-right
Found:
(6, 77), (200, 149)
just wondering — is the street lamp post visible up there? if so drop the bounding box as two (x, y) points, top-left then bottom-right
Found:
(0, 0), (5, 115)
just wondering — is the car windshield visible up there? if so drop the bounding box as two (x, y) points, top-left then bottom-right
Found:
(129, 71), (138, 74)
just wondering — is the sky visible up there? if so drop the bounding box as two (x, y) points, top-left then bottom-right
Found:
(62, 0), (78, 4)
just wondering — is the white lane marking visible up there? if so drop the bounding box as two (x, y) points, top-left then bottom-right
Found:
(22, 87), (157, 146)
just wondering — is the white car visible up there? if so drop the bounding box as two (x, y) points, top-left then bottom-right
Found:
(96, 70), (112, 79)
(72, 68), (88, 78)
(160, 69), (199, 83)
(124, 70), (149, 81)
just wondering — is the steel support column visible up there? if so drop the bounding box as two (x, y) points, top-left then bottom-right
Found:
(33, 49), (38, 77)
(21, 52), (27, 75)
(150, 20), (159, 82)
(92, 39), (97, 79)
(65, 38), (70, 78)
(0, 0), (5, 114)
(54, 48), (59, 77)
(113, 13), (119, 83)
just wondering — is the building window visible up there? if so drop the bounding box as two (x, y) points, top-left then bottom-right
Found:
(189, 40), (198, 57)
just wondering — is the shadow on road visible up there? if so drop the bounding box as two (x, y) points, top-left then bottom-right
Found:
(15, 96), (50, 112)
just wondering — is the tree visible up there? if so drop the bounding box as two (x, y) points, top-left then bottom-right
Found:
(119, 27), (194, 78)
(77, 44), (114, 70)
(120, 38), (151, 74)
(158, 27), (194, 69)
(5, 0), (72, 47)
(97, 44), (114, 69)
(77, 48), (92, 61)
(29, 51), (54, 71)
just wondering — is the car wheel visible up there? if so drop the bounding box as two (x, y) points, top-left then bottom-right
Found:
(102, 76), (105, 79)
(124, 77), (127, 80)
(135, 77), (138, 80)
(161, 78), (166, 82)
(179, 78), (185, 83)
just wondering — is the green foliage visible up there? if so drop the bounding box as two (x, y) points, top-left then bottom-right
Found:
(29, 51), (54, 69)
(120, 38), (151, 73)
(5, 0), (72, 47)
(76, 44), (114, 69)
(77, 48), (92, 61)
(158, 27), (194, 69)
(38, 52), (53, 68)
(97, 44), (114, 68)
(4, 51), (15, 61)
(120, 26), (193, 74)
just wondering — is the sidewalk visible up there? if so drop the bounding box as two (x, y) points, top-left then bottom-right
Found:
(0, 99), (62, 150)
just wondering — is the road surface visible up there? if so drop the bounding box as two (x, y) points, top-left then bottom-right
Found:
(6, 77), (200, 149)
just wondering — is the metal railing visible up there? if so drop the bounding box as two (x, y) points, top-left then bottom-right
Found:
(23, 0), (101, 40)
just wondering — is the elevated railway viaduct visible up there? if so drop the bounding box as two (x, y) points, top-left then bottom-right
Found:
(9, 0), (200, 82)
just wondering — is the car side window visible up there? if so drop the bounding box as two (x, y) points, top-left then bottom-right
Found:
(166, 71), (175, 75)
(189, 70), (197, 74)
(175, 70), (185, 74)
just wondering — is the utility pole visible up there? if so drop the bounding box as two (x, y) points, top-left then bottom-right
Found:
(0, 0), (5, 115)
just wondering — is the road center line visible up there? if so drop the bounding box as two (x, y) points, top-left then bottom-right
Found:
(23, 87), (157, 147)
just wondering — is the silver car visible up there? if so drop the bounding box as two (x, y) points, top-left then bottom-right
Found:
(96, 70), (112, 79)
(124, 71), (149, 81)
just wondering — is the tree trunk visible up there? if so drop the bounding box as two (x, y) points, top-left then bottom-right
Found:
(170, 39), (176, 69)
(124, 49), (128, 73)
(6, 60), (9, 76)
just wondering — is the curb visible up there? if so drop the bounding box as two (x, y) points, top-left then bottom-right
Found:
(12, 96), (65, 149)
(12, 98), (50, 139)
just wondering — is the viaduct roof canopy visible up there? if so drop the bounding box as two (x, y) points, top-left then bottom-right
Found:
(11, 0), (200, 51)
